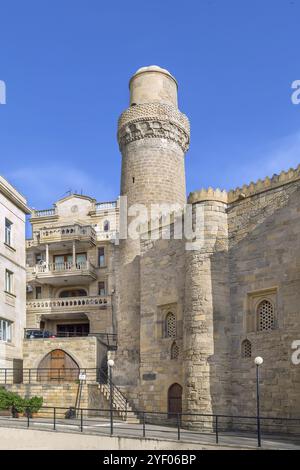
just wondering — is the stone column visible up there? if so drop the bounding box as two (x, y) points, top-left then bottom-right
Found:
(72, 240), (76, 266)
(45, 244), (49, 268)
(183, 189), (231, 426)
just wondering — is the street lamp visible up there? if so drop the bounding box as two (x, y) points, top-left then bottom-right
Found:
(254, 356), (263, 447)
(107, 359), (114, 435)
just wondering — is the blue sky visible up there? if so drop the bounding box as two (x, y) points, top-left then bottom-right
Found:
(0, 0), (300, 211)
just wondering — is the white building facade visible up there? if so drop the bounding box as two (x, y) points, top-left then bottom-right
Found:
(0, 176), (30, 369)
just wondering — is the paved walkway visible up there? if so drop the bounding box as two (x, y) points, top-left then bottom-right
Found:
(0, 415), (299, 449)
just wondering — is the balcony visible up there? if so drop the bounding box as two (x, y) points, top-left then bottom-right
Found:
(26, 294), (110, 313)
(95, 201), (117, 212)
(27, 261), (97, 285)
(26, 224), (96, 249)
(32, 208), (57, 218)
(97, 230), (118, 241)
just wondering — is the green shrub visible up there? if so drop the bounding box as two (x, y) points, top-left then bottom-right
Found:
(0, 387), (43, 415)
(0, 387), (12, 410)
(26, 396), (43, 413)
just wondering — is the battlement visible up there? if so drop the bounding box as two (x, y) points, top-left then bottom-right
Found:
(227, 165), (300, 202)
(189, 165), (300, 205)
(188, 188), (228, 204)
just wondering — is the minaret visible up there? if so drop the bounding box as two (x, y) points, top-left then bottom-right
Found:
(115, 66), (190, 385)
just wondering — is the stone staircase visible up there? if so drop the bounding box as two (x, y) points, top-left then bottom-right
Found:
(98, 376), (139, 423)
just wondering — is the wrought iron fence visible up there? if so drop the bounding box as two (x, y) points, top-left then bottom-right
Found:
(0, 405), (299, 448)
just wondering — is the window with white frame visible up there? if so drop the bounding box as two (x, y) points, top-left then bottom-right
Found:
(0, 318), (12, 342)
(5, 218), (12, 246)
(5, 269), (13, 294)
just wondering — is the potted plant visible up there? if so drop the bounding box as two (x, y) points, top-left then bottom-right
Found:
(10, 394), (26, 418)
(24, 396), (43, 418)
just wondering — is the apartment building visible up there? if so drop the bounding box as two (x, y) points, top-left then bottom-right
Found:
(0, 176), (30, 368)
(24, 194), (118, 377)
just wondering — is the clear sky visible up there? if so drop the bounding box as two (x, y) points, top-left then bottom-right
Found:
(0, 0), (300, 212)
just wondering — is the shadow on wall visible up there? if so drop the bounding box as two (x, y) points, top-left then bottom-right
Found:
(209, 182), (300, 422)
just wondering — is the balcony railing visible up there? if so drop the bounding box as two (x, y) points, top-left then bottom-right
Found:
(39, 224), (96, 244)
(32, 208), (57, 218)
(97, 230), (118, 241)
(36, 261), (94, 273)
(26, 224), (96, 248)
(95, 201), (117, 211)
(26, 294), (110, 311)
(27, 261), (97, 282)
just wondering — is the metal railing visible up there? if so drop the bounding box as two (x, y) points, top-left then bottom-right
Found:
(0, 368), (99, 385)
(0, 405), (299, 448)
(97, 369), (129, 418)
(93, 333), (117, 349)
(23, 329), (117, 347)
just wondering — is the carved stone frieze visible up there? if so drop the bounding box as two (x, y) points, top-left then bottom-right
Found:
(117, 102), (190, 152)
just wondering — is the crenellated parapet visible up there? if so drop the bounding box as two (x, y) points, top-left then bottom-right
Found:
(227, 165), (300, 202)
(189, 165), (300, 206)
(188, 187), (228, 204)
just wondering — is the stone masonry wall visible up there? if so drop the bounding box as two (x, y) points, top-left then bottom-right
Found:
(23, 336), (101, 373)
(228, 180), (300, 418)
(4, 382), (89, 415)
(138, 235), (185, 412)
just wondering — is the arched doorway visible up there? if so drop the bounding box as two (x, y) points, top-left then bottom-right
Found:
(37, 349), (79, 382)
(168, 383), (182, 417)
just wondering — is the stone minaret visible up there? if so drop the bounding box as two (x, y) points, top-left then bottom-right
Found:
(115, 66), (190, 385)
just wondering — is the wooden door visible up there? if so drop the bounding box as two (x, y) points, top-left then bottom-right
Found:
(168, 383), (182, 417)
(50, 349), (66, 381)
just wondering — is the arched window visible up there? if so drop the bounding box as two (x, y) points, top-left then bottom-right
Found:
(103, 220), (110, 232)
(171, 341), (179, 360)
(165, 312), (176, 338)
(257, 300), (275, 331)
(241, 339), (252, 358)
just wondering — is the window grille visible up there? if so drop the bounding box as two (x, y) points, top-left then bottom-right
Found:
(166, 312), (176, 338)
(171, 341), (179, 359)
(241, 339), (252, 358)
(257, 300), (275, 331)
